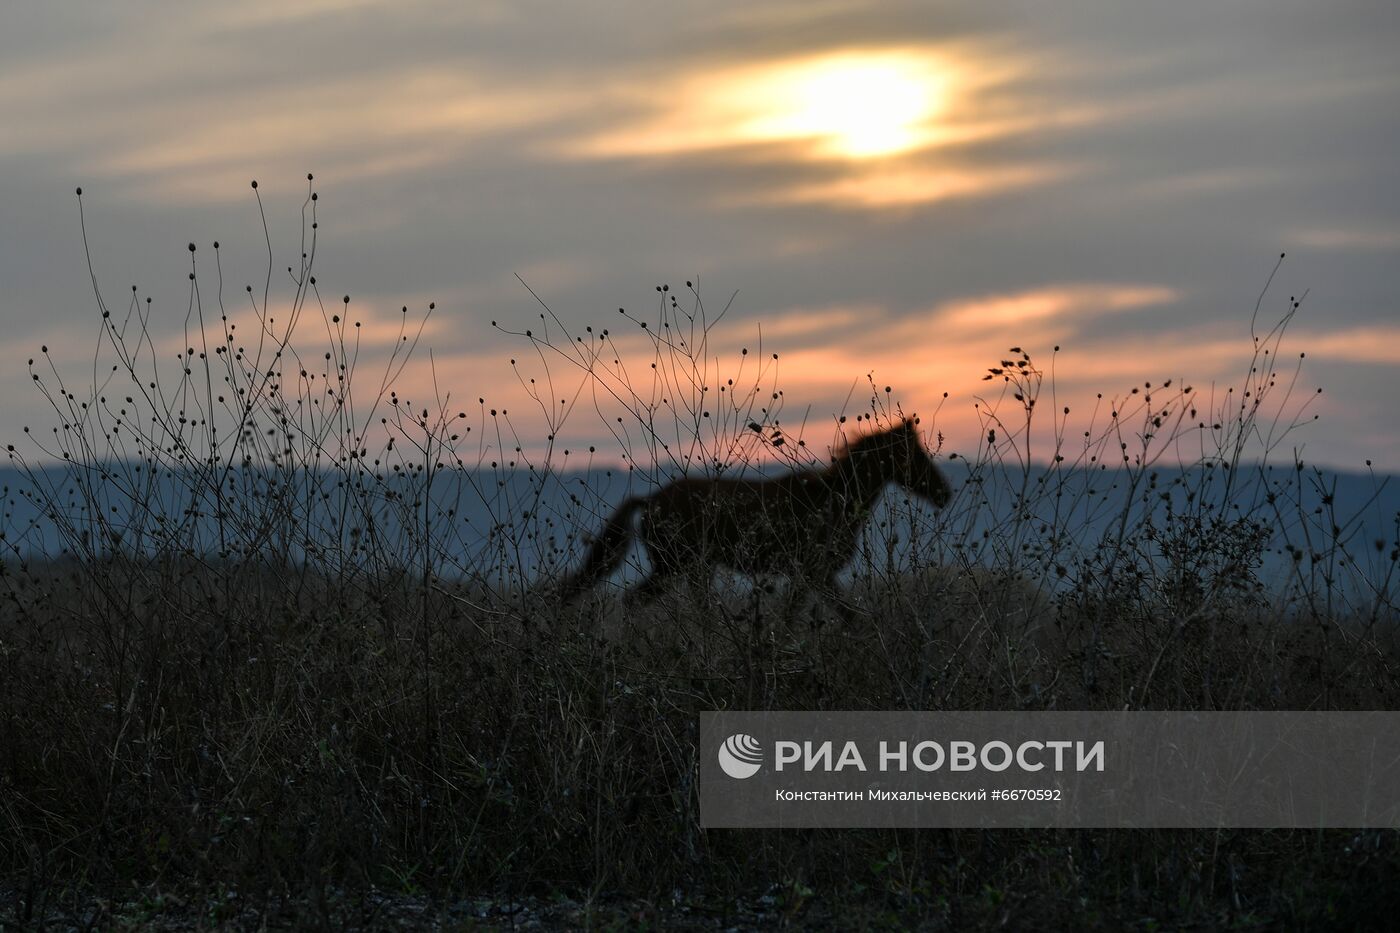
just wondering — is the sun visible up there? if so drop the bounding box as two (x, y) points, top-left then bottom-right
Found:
(571, 48), (957, 165)
(738, 53), (946, 159)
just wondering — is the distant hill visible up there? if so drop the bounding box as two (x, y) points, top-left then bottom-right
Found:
(1, 461), (1395, 600)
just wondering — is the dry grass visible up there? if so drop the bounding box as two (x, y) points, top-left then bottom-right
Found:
(3, 558), (1399, 928)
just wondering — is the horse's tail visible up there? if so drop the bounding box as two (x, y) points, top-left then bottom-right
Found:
(558, 496), (647, 599)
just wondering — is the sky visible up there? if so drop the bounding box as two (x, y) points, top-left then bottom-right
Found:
(2, 0), (1398, 470)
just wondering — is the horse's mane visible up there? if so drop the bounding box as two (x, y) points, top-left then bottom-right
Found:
(830, 420), (914, 462)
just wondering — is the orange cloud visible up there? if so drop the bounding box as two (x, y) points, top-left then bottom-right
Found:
(1291, 325), (1400, 365)
(1289, 228), (1400, 252)
(744, 163), (1072, 210)
(934, 284), (1180, 331)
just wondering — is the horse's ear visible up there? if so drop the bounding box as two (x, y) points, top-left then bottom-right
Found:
(902, 416), (919, 433)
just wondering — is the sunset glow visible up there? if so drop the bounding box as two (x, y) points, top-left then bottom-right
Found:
(734, 53), (946, 158)
(576, 48), (957, 164)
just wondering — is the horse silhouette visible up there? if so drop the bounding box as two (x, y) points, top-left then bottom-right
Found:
(559, 419), (953, 618)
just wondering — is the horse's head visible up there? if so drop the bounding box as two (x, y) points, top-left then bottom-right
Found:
(843, 418), (952, 507)
(888, 418), (953, 508)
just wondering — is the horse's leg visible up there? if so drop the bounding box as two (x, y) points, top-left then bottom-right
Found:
(621, 532), (679, 609)
(627, 566), (673, 603)
(819, 570), (861, 627)
(681, 562), (714, 608)
(777, 573), (814, 630)
(627, 539), (711, 608)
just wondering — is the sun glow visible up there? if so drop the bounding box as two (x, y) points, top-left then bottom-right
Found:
(737, 53), (946, 158)
(572, 49), (955, 164)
